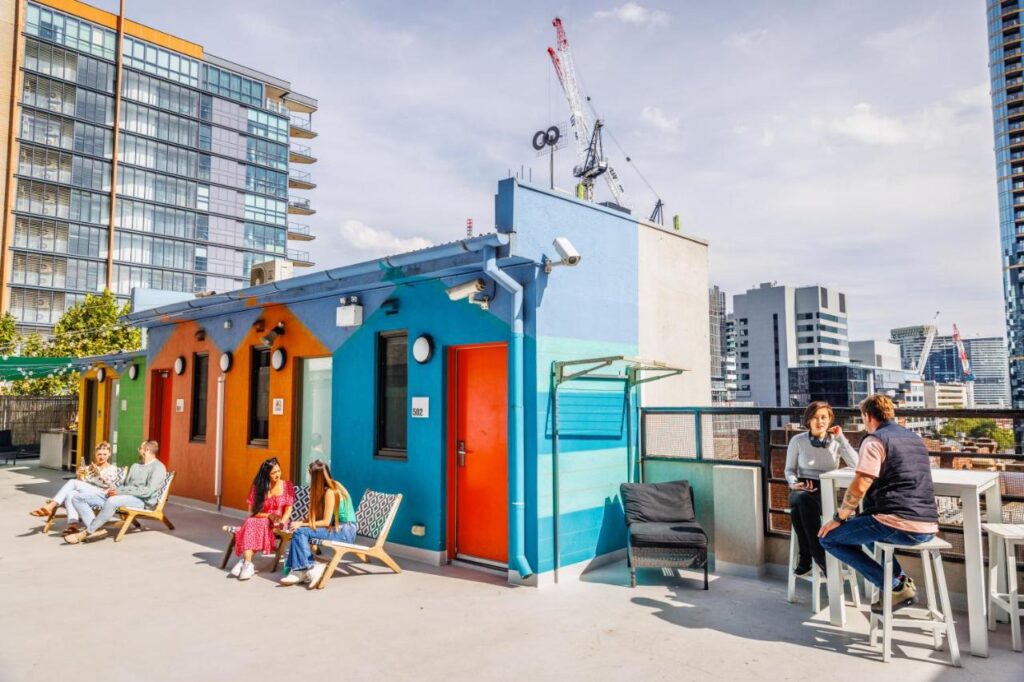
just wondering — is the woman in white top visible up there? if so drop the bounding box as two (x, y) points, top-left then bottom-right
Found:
(785, 401), (859, 575)
(29, 441), (124, 535)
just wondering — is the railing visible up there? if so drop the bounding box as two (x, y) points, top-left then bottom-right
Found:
(287, 222), (311, 236)
(288, 195), (311, 210)
(289, 116), (312, 131)
(288, 248), (310, 262)
(640, 406), (1024, 567)
(265, 99), (289, 115)
(290, 170), (313, 184)
(290, 143), (313, 157)
(1006, 47), (1023, 58)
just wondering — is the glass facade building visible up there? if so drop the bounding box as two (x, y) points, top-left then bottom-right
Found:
(0, 1), (318, 332)
(987, 0), (1024, 408)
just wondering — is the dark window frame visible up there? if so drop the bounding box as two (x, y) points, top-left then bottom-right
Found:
(189, 352), (209, 442)
(375, 330), (408, 460)
(248, 345), (271, 446)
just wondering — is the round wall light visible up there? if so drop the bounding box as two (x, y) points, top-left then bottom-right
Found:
(128, 364), (139, 381)
(219, 351), (233, 373)
(174, 356), (186, 375)
(412, 334), (434, 364)
(96, 367), (106, 383)
(271, 348), (287, 371)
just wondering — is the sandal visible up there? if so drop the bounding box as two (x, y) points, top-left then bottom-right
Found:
(61, 525), (81, 536)
(30, 505), (55, 517)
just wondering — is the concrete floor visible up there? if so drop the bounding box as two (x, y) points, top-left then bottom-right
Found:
(2, 464), (1022, 682)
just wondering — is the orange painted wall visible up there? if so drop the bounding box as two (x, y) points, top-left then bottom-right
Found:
(144, 306), (328, 509)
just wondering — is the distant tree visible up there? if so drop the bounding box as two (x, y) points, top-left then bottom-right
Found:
(938, 417), (1016, 452)
(0, 312), (16, 356)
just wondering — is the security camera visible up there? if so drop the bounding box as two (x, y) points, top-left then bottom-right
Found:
(552, 237), (581, 266)
(446, 278), (486, 301)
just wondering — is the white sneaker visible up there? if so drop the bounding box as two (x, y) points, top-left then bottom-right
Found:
(279, 569), (307, 586)
(238, 561), (256, 581)
(306, 562), (326, 588)
(229, 560), (245, 578)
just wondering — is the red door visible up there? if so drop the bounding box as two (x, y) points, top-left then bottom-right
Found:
(450, 344), (509, 566)
(148, 370), (172, 465)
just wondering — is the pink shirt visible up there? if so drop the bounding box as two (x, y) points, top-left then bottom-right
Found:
(856, 436), (938, 534)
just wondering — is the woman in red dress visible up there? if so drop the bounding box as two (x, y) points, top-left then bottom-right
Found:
(229, 457), (294, 580)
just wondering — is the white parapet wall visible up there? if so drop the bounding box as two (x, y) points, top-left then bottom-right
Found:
(712, 465), (765, 578)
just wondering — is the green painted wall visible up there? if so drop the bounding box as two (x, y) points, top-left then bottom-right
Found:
(114, 358), (146, 467)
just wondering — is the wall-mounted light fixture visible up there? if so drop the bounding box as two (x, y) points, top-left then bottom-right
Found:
(128, 364), (139, 381)
(412, 334), (434, 364)
(336, 296), (363, 327)
(219, 352), (233, 373)
(261, 322), (285, 346)
(174, 356), (186, 375)
(95, 367), (106, 383)
(271, 348), (287, 371)
(223, 320), (233, 330)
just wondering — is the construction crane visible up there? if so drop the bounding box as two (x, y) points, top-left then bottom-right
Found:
(952, 323), (976, 382)
(914, 311), (941, 376)
(547, 17), (626, 208)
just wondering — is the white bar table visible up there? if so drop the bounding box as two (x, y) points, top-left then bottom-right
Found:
(819, 467), (1002, 657)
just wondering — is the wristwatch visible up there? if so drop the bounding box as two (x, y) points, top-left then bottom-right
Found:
(832, 511), (847, 524)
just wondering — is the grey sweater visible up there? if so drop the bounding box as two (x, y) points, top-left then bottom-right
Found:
(118, 459), (168, 507)
(784, 432), (859, 488)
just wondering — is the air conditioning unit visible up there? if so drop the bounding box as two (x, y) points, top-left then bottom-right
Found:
(250, 260), (294, 287)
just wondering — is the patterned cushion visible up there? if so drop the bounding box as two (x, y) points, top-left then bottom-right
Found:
(355, 489), (399, 539)
(149, 473), (175, 510)
(291, 485), (310, 522)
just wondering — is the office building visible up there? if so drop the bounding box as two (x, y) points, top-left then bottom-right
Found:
(0, 0), (318, 332)
(850, 339), (901, 370)
(732, 282), (849, 406)
(924, 381), (974, 410)
(709, 285), (732, 402)
(987, 0), (1024, 409)
(963, 336), (1011, 407)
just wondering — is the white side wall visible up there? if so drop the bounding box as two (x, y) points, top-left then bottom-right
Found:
(636, 223), (711, 406)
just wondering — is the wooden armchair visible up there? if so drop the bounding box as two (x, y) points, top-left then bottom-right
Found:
(113, 472), (176, 541)
(312, 490), (403, 589)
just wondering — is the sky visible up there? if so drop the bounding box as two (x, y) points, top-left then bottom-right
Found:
(92, 0), (1006, 345)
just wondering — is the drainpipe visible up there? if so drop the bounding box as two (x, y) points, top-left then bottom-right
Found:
(482, 247), (533, 580)
(214, 374), (225, 511)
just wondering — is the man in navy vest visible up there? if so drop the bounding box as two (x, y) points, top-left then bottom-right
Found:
(818, 394), (938, 611)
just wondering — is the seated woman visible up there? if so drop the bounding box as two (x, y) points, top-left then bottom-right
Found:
(280, 459), (357, 588)
(30, 441), (123, 535)
(785, 400), (859, 576)
(229, 457), (294, 581)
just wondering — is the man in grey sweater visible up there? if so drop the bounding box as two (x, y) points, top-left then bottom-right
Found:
(67, 441), (167, 544)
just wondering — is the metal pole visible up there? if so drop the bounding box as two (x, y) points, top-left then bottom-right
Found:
(549, 145), (555, 190)
(552, 366), (560, 584)
(625, 377), (632, 483)
(214, 374), (225, 510)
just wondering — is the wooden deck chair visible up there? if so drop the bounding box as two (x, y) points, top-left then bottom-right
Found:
(112, 472), (176, 542)
(313, 490), (403, 589)
(220, 485), (310, 571)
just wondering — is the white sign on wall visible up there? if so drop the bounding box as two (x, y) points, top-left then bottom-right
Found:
(272, 398), (285, 416)
(121, 400), (127, 412)
(175, 398), (184, 413)
(411, 396), (429, 419)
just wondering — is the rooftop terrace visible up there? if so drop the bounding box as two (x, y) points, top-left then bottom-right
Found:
(2, 464), (1021, 682)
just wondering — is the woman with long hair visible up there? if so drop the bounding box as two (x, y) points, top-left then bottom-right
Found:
(280, 459), (357, 588)
(30, 441), (124, 535)
(784, 401), (859, 576)
(229, 457), (294, 581)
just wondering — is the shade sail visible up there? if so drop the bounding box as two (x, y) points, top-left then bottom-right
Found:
(0, 356), (76, 381)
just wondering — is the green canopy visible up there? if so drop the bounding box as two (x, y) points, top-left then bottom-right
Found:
(0, 356), (77, 381)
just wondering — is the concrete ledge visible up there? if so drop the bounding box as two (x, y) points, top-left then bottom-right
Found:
(513, 549), (628, 588)
(385, 542), (446, 566)
(716, 559), (766, 579)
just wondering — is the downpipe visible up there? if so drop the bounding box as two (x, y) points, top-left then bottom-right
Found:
(482, 247), (533, 580)
(214, 374), (225, 511)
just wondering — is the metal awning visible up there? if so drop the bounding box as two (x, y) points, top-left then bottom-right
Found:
(553, 355), (686, 387)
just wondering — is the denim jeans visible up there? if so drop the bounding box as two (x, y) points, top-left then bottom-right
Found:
(286, 523), (357, 572)
(72, 493), (146, 533)
(53, 479), (105, 523)
(819, 514), (934, 589)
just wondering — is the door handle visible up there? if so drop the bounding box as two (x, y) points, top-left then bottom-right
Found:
(457, 441), (467, 467)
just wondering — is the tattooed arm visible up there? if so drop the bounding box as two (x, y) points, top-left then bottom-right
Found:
(837, 472), (875, 520)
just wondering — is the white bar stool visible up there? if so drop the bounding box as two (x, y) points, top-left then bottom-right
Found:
(869, 536), (961, 666)
(983, 522), (1023, 652)
(786, 527), (861, 612)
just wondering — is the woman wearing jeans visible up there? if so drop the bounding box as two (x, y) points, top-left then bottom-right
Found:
(785, 401), (859, 576)
(30, 441), (123, 535)
(280, 460), (357, 588)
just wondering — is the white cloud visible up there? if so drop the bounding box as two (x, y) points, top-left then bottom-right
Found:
(827, 103), (908, 145)
(594, 3), (669, 27)
(641, 106), (679, 133)
(955, 83), (991, 108)
(726, 28), (768, 48)
(338, 220), (433, 259)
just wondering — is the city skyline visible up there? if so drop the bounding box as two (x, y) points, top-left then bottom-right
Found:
(78, 0), (1007, 343)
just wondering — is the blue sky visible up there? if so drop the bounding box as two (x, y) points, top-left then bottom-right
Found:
(93, 1), (1005, 344)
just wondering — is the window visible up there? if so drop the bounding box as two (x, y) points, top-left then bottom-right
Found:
(123, 36), (199, 86)
(202, 64), (263, 107)
(190, 353), (209, 440)
(820, 287), (828, 308)
(376, 331), (408, 459)
(248, 347), (271, 444)
(839, 292), (846, 314)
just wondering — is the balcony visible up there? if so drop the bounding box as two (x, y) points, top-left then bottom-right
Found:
(289, 142), (317, 164)
(288, 248), (313, 267)
(265, 98), (289, 115)
(287, 222), (314, 241)
(287, 195), (315, 216)
(289, 115), (317, 140)
(288, 169), (316, 190)
(1006, 46), (1023, 58)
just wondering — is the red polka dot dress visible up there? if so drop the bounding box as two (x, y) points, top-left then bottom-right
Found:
(234, 481), (295, 556)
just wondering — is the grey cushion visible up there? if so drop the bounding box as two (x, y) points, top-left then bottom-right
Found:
(620, 480), (695, 524)
(629, 521), (707, 548)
